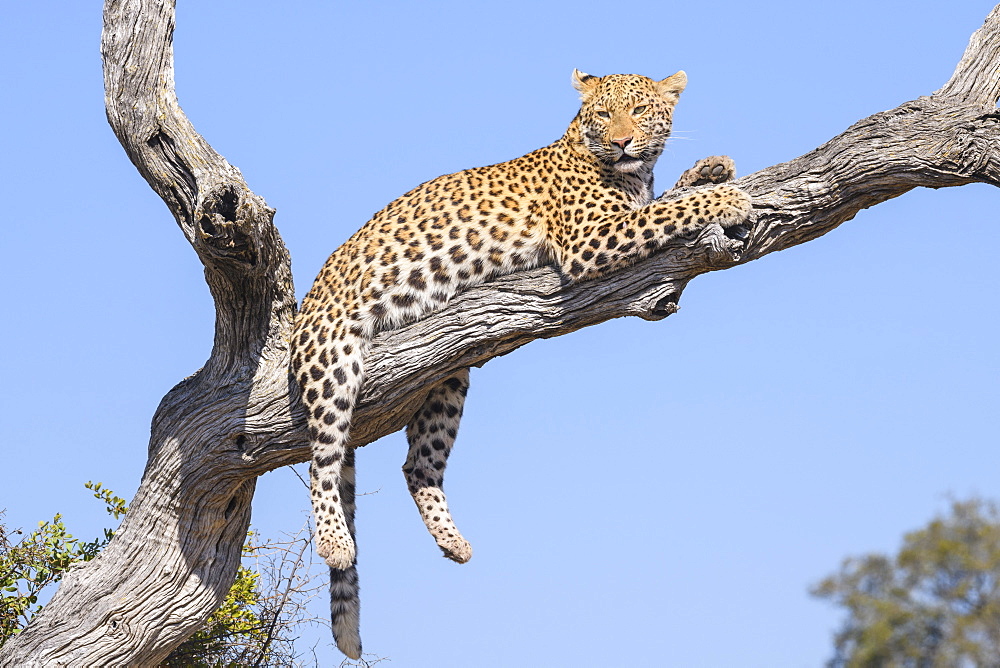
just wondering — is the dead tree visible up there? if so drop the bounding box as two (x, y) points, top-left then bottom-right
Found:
(3, 1), (999, 664)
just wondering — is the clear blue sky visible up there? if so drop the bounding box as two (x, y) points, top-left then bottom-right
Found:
(2, 1), (999, 666)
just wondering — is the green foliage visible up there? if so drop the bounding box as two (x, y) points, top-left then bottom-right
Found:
(812, 498), (1000, 667)
(1, 484), (325, 664)
(1, 482), (126, 645)
(86, 481), (128, 520)
(0, 505), (109, 645)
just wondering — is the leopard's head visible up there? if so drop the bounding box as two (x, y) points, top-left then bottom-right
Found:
(572, 70), (686, 173)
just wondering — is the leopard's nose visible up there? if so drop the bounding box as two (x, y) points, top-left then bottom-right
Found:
(612, 136), (632, 149)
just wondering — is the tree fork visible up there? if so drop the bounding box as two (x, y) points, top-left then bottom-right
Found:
(3, 1), (999, 663)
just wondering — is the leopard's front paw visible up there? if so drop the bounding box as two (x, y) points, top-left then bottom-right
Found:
(673, 155), (736, 189)
(695, 184), (754, 262)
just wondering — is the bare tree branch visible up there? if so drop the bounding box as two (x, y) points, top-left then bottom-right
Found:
(3, 1), (999, 664)
(1, 0), (296, 662)
(937, 5), (1000, 105)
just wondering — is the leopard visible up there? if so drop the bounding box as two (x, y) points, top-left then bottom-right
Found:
(291, 69), (753, 658)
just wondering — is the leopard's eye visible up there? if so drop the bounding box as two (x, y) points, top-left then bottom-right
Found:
(632, 105), (647, 116)
(596, 110), (610, 119)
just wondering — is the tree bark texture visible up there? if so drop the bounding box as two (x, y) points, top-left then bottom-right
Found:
(3, 1), (1000, 664)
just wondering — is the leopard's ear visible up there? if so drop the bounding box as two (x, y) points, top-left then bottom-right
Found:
(572, 69), (601, 99)
(657, 70), (687, 100)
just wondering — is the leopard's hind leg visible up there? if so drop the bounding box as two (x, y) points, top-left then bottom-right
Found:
(404, 369), (473, 563)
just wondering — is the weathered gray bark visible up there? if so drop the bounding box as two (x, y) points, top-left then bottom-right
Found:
(3, 1), (999, 664)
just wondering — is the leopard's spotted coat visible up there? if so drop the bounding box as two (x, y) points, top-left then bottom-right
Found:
(292, 70), (752, 658)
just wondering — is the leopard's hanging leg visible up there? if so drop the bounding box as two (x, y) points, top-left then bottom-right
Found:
(403, 369), (473, 563)
(302, 337), (366, 571)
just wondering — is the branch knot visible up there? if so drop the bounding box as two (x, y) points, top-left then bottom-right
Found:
(195, 184), (262, 267)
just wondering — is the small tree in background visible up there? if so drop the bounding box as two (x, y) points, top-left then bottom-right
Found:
(164, 524), (328, 666)
(0, 482), (121, 642)
(1, 514), (102, 642)
(1, 484), (329, 665)
(812, 498), (1000, 667)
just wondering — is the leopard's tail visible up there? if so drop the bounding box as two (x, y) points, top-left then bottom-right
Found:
(329, 448), (362, 659)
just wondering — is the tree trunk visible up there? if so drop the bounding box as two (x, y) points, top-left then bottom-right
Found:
(3, 1), (999, 664)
